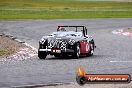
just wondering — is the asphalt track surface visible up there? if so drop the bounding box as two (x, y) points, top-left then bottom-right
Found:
(0, 19), (132, 87)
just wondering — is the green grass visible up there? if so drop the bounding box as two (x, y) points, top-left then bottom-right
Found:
(0, 49), (10, 57)
(0, 0), (132, 19)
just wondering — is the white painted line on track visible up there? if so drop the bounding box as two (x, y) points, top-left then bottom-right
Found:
(110, 61), (132, 63)
(112, 28), (132, 36)
(24, 42), (38, 52)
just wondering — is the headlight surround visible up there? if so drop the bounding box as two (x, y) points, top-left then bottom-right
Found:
(39, 38), (46, 44)
(68, 39), (76, 45)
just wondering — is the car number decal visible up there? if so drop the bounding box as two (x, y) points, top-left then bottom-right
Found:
(86, 43), (89, 52)
(52, 49), (61, 53)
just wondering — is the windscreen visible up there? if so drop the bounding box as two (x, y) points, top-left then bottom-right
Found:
(57, 26), (84, 33)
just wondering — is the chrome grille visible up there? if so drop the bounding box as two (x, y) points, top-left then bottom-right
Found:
(48, 40), (67, 49)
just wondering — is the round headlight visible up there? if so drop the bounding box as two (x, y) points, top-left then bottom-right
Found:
(68, 39), (76, 45)
(39, 38), (46, 44)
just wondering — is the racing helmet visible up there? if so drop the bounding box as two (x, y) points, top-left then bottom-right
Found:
(58, 26), (66, 31)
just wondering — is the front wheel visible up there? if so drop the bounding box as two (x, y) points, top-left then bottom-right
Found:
(38, 51), (47, 59)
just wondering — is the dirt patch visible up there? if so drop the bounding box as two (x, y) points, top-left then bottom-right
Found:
(0, 35), (26, 58)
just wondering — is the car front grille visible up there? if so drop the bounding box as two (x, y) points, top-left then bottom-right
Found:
(48, 40), (67, 49)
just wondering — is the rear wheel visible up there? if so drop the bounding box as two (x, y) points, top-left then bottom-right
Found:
(38, 51), (47, 59)
(73, 43), (80, 59)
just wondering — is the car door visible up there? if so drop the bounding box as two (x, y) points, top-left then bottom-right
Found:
(80, 38), (90, 54)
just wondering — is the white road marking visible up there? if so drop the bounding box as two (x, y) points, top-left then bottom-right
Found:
(110, 61), (132, 63)
(112, 29), (132, 36)
(24, 43), (38, 52)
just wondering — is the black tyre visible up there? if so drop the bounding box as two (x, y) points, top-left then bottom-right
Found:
(54, 54), (60, 58)
(73, 43), (80, 59)
(38, 51), (47, 59)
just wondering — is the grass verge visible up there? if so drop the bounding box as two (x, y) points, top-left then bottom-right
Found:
(0, 0), (132, 19)
(0, 49), (10, 57)
(0, 10), (132, 19)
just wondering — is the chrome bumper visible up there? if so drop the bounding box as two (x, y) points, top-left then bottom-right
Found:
(39, 49), (51, 52)
(38, 48), (74, 53)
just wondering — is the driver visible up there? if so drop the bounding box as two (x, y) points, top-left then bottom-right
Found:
(58, 26), (66, 31)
